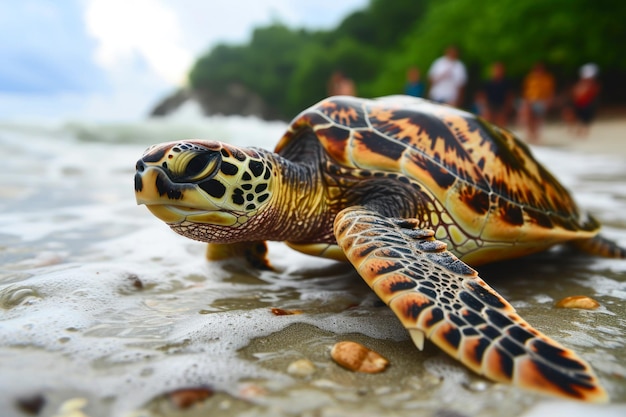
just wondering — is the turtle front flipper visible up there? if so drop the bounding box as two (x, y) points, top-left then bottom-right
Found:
(334, 206), (608, 402)
(206, 241), (272, 270)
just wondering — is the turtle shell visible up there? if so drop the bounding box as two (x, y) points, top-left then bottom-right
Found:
(275, 96), (599, 264)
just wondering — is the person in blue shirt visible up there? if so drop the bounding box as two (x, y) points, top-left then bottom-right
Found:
(404, 66), (425, 98)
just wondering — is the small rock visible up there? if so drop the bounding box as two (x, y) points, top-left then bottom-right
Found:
(15, 394), (46, 415)
(287, 359), (317, 377)
(330, 341), (389, 373)
(311, 379), (344, 389)
(238, 383), (266, 399)
(126, 274), (143, 290)
(270, 307), (302, 316)
(167, 387), (213, 409)
(54, 398), (89, 417)
(555, 295), (600, 310)
(466, 380), (488, 392)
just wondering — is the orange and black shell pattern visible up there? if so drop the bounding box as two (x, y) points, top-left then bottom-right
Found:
(276, 96), (599, 264)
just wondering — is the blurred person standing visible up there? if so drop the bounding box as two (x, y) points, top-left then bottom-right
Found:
(521, 62), (555, 143)
(404, 66), (425, 97)
(328, 71), (356, 96)
(566, 63), (601, 138)
(427, 46), (467, 107)
(479, 62), (514, 127)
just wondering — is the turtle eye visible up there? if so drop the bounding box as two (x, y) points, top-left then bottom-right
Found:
(182, 152), (220, 182)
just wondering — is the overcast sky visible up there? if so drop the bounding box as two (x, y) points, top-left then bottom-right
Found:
(0, 0), (367, 122)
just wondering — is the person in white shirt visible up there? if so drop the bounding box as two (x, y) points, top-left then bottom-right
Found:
(427, 46), (467, 107)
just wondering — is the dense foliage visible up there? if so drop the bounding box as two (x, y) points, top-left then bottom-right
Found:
(188, 0), (626, 119)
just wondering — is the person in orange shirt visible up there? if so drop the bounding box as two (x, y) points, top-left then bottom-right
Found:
(521, 62), (555, 143)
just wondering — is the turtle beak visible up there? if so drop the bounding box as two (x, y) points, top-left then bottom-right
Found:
(133, 163), (188, 223)
(134, 161), (181, 205)
(134, 157), (235, 225)
(134, 159), (149, 204)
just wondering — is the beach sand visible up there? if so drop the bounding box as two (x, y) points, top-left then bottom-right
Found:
(518, 116), (626, 157)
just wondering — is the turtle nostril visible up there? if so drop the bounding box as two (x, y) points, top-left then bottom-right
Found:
(136, 160), (145, 172)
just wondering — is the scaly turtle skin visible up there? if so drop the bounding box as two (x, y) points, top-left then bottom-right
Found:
(135, 96), (625, 402)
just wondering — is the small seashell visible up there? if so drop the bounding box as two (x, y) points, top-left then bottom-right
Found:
(287, 358), (317, 376)
(270, 307), (302, 316)
(555, 295), (600, 310)
(330, 341), (389, 373)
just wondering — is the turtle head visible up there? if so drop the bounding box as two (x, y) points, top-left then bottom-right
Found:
(135, 140), (276, 243)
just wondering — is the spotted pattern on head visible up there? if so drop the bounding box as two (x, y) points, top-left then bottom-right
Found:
(136, 141), (276, 232)
(165, 142), (272, 212)
(217, 147), (274, 213)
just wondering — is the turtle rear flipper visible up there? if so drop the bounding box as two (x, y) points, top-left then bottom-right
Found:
(571, 234), (626, 258)
(334, 206), (608, 402)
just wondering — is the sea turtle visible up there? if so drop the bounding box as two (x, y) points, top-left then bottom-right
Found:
(134, 95), (624, 402)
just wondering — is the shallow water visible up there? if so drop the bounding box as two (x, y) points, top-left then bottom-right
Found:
(1, 112), (625, 417)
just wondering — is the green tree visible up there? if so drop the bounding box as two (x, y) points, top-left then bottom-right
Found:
(335, 0), (430, 47)
(287, 38), (380, 113)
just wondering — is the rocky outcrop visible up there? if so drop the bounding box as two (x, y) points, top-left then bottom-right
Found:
(150, 89), (191, 117)
(150, 84), (281, 120)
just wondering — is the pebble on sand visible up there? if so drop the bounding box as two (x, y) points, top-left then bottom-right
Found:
(287, 358), (317, 376)
(330, 341), (389, 373)
(555, 295), (600, 310)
